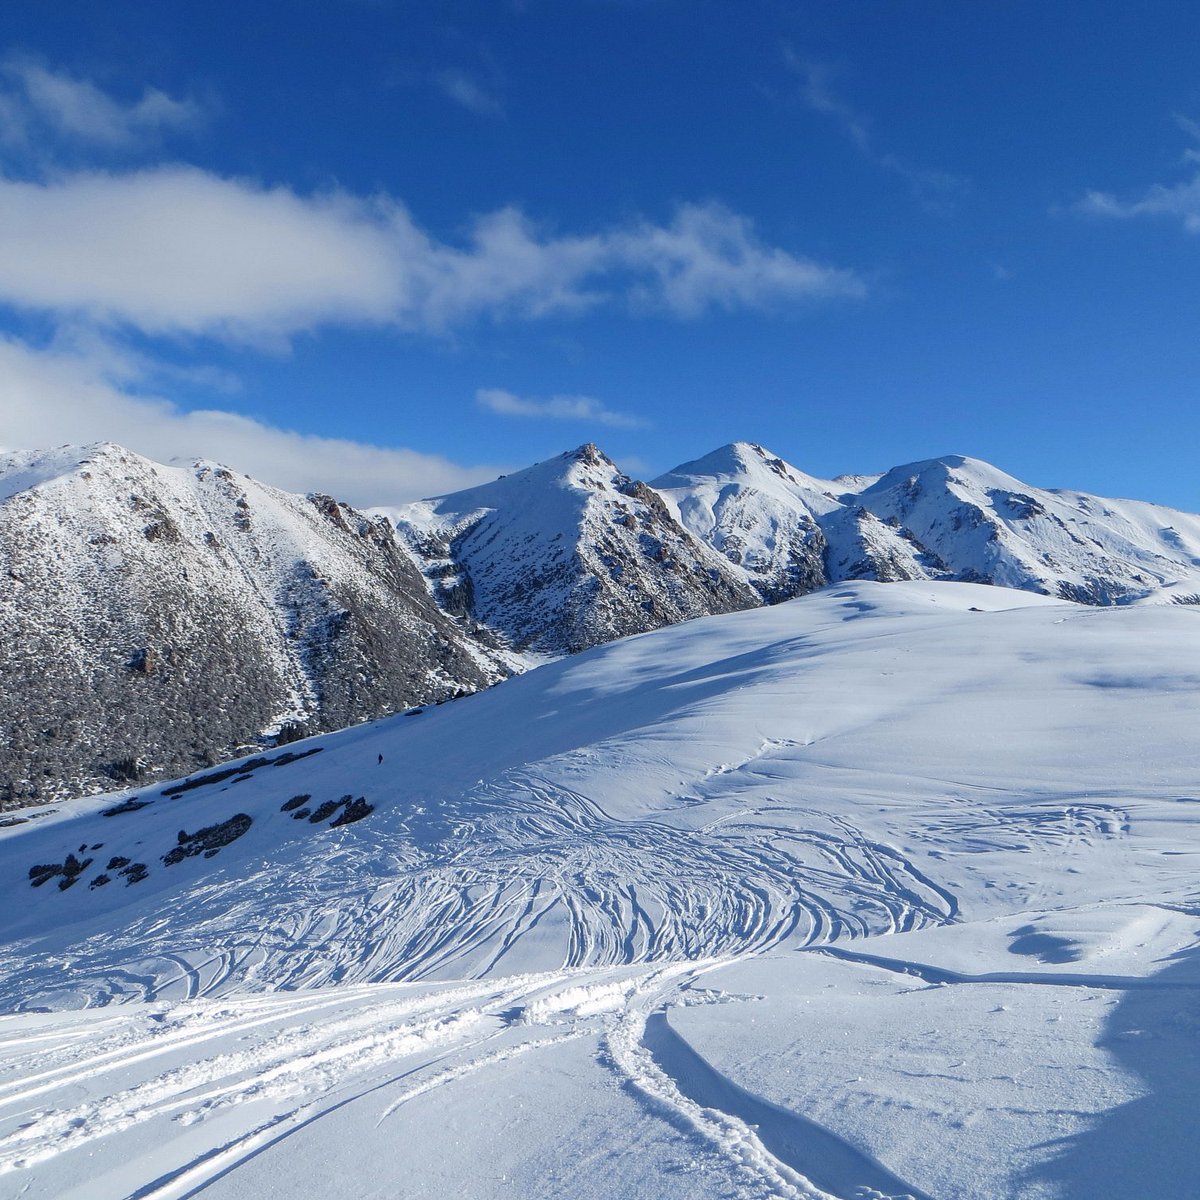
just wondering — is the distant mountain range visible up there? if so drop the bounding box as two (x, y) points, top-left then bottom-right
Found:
(4, 437), (1200, 806)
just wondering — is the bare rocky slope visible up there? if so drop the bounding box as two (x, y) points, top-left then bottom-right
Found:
(0, 443), (506, 808)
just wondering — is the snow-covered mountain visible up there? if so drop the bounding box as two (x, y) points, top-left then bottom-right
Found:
(851, 453), (1200, 602)
(385, 443), (759, 654)
(5, 580), (1200, 1199)
(657, 441), (1200, 603)
(0, 443), (506, 807)
(6, 437), (1200, 810)
(651, 442), (837, 602)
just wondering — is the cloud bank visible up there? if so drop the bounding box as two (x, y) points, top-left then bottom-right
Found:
(0, 334), (502, 506)
(0, 168), (865, 342)
(477, 387), (645, 428)
(0, 63), (865, 506)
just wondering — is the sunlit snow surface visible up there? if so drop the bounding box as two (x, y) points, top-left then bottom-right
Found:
(3, 581), (1200, 1198)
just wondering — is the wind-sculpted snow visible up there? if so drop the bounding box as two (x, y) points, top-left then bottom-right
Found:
(5, 580), (1200, 1198)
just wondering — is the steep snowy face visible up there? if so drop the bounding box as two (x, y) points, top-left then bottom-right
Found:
(0, 444), (505, 807)
(653, 441), (951, 597)
(657, 445), (1200, 604)
(388, 444), (760, 654)
(854, 455), (1200, 602)
(652, 442), (836, 603)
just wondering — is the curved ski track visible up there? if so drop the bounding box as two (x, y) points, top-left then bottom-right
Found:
(5, 773), (959, 1008)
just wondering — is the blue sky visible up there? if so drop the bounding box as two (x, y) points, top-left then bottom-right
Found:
(1, 1), (1199, 507)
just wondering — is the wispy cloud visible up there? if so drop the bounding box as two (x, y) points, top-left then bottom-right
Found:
(1075, 116), (1200, 234)
(432, 68), (504, 118)
(0, 331), (501, 506)
(0, 56), (206, 150)
(0, 168), (865, 342)
(785, 51), (965, 207)
(477, 387), (646, 428)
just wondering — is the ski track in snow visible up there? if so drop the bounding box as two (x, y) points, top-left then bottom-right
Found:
(1, 770), (959, 1010)
(0, 962), (878, 1200)
(0, 771), (962, 1198)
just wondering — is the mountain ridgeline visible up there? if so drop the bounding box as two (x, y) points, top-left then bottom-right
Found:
(3, 438), (1200, 807)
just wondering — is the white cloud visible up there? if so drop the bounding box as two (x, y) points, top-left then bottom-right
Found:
(0, 58), (205, 149)
(0, 167), (865, 341)
(477, 387), (646, 428)
(1073, 115), (1200, 234)
(433, 69), (504, 118)
(0, 333), (501, 506)
(613, 203), (863, 317)
(1078, 179), (1200, 233)
(0, 167), (407, 340)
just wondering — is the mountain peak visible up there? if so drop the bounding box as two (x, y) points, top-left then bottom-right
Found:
(566, 442), (615, 469)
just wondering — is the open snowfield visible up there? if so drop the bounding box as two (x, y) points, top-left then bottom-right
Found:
(3, 581), (1199, 1198)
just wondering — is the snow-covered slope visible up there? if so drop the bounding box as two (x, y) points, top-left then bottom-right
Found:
(4, 581), (1200, 1198)
(8, 437), (1200, 811)
(652, 442), (837, 602)
(657, 442), (1200, 603)
(385, 443), (760, 654)
(0, 443), (505, 807)
(853, 453), (1200, 601)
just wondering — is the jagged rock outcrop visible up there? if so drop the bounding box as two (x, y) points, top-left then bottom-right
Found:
(0, 443), (507, 807)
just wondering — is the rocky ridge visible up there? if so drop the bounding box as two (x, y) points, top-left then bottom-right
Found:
(385, 443), (759, 655)
(0, 443), (507, 807)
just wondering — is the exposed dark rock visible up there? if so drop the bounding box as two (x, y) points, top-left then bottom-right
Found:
(101, 798), (152, 817)
(162, 747), (322, 798)
(308, 799), (344, 823)
(162, 814), (253, 866)
(330, 797), (374, 826)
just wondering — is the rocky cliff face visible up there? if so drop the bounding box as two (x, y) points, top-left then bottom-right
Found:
(386, 444), (761, 655)
(0, 444), (506, 807)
